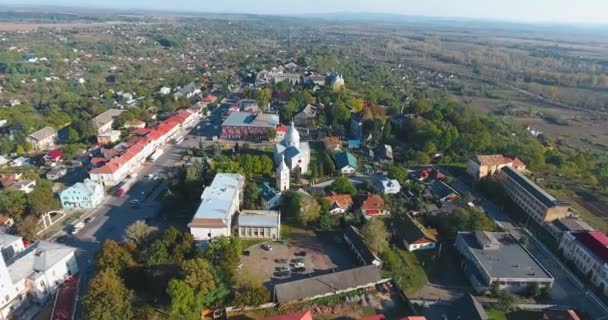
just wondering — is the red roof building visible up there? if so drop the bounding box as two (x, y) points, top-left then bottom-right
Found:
(357, 194), (389, 216)
(202, 95), (218, 103)
(259, 310), (313, 320)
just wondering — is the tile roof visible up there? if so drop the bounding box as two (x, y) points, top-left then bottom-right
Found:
(398, 214), (436, 244)
(572, 231), (608, 264)
(359, 194), (385, 211)
(325, 194), (353, 209)
(260, 310), (313, 320)
(473, 154), (513, 167)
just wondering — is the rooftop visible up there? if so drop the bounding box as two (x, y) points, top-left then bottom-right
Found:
(191, 174), (244, 226)
(260, 310), (313, 320)
(7, 241), (76, 283)
(457, 231), (553, 280)
(344, 225), (380, 265)
(28, 126), (56, 141)
(222, 111), (279, 128)
(501, 166), (569, 208)
(237, 210), (280, 228)
(273, 265), (381, 303)
(472, 154), (513, 167)
(571, 231), (608, 264)
(324, 194), (353, 209)
(398, 214), (436, 245)
(0, 233), (22, 249)
(92, 109), (124, 128)
(335, 151), (357, 169)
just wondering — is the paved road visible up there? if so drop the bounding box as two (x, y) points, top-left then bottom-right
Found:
(450, 175), (608, 319)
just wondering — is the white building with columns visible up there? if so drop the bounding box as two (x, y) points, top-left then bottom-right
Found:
(273, 122), (310, 175)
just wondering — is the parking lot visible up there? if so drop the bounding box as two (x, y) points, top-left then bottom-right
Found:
(240, 229), (358, 288)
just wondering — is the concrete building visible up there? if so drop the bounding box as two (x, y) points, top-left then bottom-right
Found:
(7, 180), (36, 194)
(236, 210), (280, 240)
(221, 112), (279, 141)
(498, 166), (570, 223)
(276, 155), (290, 192)
(60, 179), (104, 209)
(274, 121), (310, 174)
(467, 154), (526, 180)
(559, 231), (608, 297)
(27, 127), (56, 151)
(91, 109), (124, 136)
(455, 231), (554, 293)
(0, 234), (78, 319)
(188, 174), (244, 243)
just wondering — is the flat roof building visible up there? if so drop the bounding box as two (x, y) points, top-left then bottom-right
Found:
(499, 166), (570, 223)
(188, 174), (244, 243)
(237, 210), (280, 240)
(455, 231), (554, 293)
(559, 231), (608, 297)
(221, 112), (279, 141)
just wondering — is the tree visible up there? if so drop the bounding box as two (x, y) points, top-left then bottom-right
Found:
(327, 176), (357, 196)
(84, 271), (134, 320)
(95, 240), (137, 274)
(495, 290), (516, 311)
(0, 190), (27, 219)
(266, 128), (277, 141)
(181, 258), (216, 295)
(204, 236), (241, 281)
(387, 165), (408, 183)
(66, 127), (79, 143)
(322, 153), (336, 175)
(124, 220), (158, 246)
(146, 239), (170, 265)
(281, 191), (320, 226)
(243, 181), (261, 209)
(361, 219), (389, 254)
(166, 279), (204, 320)
(14, 215), (39, 240)
(233, 273), (271, 307)
(27, 184), (60, 216)
(256, 88), (271, 112)
(348, 97), (365, 112)
(432, 207), (497, 239)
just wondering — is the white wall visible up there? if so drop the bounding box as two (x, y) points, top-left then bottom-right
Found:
(190, 226), (230, 242)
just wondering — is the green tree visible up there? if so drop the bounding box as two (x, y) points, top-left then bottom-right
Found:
(146, 239), (170, 265)
(322, 153), (336, 175)
(95, 240), (137, 274)
(256, 88), (271, 112)
(84, 271), (134, 320)
(327, 176), (357, 196)
(361, 219), (389, 254)
(166, 279), (204, 320)
(124, 220), (158, 246)
(27, 183), (60, 216)
(66, 127), (80, 143)
(387, 165), (408, 183)
(181, 258), (216, 295)
(233, 274), (271, 307)
(243, 181), (261, 209)
(0, 190), (27, 219)
(204, 236), (241, 281)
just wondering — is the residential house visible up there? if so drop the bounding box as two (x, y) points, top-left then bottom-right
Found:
(294, 104), (317, 127)
(0, 234), (78, 320)
(123, 119), (146, 130)
(374, 145), (394, 164)
(326, 72), (345, 90)
(43, 149), (62, 164)
(46, 167), (68, 181)
(91, 109), (124, 136)
(237, 99), (259, 113)
(9, 157), (30, 167)
(188, 174), (244, 243)
(455, 231), (554, 293)
(324, 193), (353, 214)
(417, 167), (446, 182)
(0, 216), (14, 232)
(334, 151), (357, 175)
(375, 177), (401, 195)
(158, 86), (171, 95)
(498, 166), (570, 223)
(427, 180), (460, 202)
(324, 136), (341, 152)
(260, 182), (282, 209)
(174, 82), (201, 100)
(236, 210), (281, 240)
(60, 179), (104, 209)
(97, 130), (122, 145)
(559, 231), (608, 297)
(357, 193), (389, 217)
(344, 225), (383, 267)
(27, 127), (57, 151)
(0, 173), (21, 189)
(398, 214), (437, 251)
(467, 154), (526, 180)
(7, 180), (36, 194)
(347, 139), (361, 150)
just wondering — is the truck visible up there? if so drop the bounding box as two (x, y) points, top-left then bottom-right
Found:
(70, 221), (85, 235)
(149, 149), (164, 162)
(116, 178), (136, 197)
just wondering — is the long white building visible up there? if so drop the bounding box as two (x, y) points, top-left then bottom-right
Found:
(0, 233), (78, 319)
(188, 174), (244, 243)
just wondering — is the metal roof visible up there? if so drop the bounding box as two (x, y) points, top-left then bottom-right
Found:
(501, 166), (568, 208)
(237, 210), (280, 228)
(221, 112), (279, 128)
(192, 174), (244, 222)
(7, 241), (76, 283)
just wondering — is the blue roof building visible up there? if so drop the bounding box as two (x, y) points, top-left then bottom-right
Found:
(60, 179), (104, 209)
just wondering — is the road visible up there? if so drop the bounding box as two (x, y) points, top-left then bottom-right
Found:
(49, 117), (211, 319)
(449, 175), (608, 319)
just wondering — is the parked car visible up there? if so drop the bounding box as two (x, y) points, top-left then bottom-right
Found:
(292, 257), (305, 263)
(291, 267), (305, 273)
(274, 271), (290, 277)
(242, 250), (251, 256)
(56, 235), (69, 243)
(294, 251), (307, 256)
(276, 266), (289, 272)
(275, 258), (287, 263)
(262, 244), (273, 251)
(84, 217), (95, 223)
(293, 262), (305, 268)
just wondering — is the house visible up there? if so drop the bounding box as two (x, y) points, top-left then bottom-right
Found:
(0, 156), (8, 167)
(0, 173), (21, 189)
(293, 104), (317, 127)
(559, 231), (608, 297)
(347, 139), (361, 149)
(417, 167), (446, 182)
(123, 119), (146, 130)
(158, 86), (171, 95)
(324, 136), (341, 152)
(324, 193), (353, 214)
(0, 234), (78, 320)
(9, 157), (31, 167)
(174, 82), (201, 100)
(344, 225), (383, 267)
(357, 193), (389, 217)
(202, 95), (218, 104)
(91, 109), (124, 136)
(237, 99), (259, 113)
(0, 216), (14, 232)
(397, 214), (437, 251)
(543, 308), (581, 320)
(260, 310), (313, 320)
(221, 112), (280, 141)
(455, 231), (554, 293)
(498, 166), (570, 223)
(236, 210), (281, 240)
(427, 180), (460, 203)
(60, 179), (104, 209)
(375, 177), (401, 195)
(273, 265), (380, 303)
(27, 127), (57, 151)
(334, 151), (357, 175)
(467, 154), (526, 180)
(46, 167), (68, 181)
(326, 72), (345, 90)
(7, 180), (36, 194)
(374, 145), (393, 164)
(43, 149), (62, 164)
(188, 174), (244, 243)
(97, 130), (122, 145)
(260, 182), (281, 209)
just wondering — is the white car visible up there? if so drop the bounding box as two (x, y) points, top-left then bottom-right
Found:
(294, 262), (305, 268)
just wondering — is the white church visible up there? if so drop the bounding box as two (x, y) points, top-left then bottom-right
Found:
(274, 122), (310, 176)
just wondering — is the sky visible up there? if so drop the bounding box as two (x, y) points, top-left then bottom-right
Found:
(5, 0), (608, 25)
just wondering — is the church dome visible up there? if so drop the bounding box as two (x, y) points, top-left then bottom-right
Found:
(284, 121), (300, 148)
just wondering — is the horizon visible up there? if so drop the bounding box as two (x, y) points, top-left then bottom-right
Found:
(2, 0), (608, 25)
